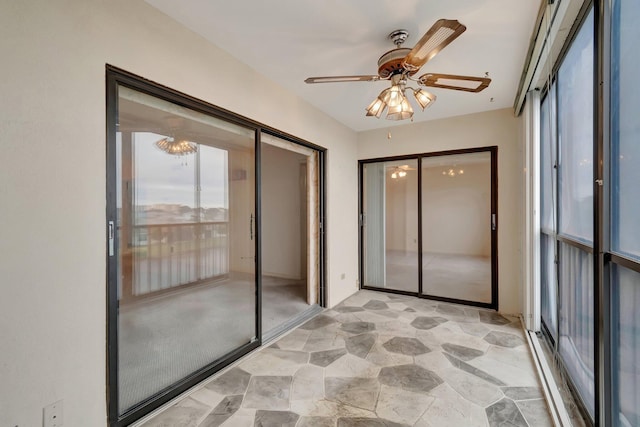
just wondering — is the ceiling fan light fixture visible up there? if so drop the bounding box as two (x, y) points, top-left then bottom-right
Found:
(381, 84), (405, 107)
(155, 136), (198, 156)
(413, 89), (436, 110)
(386, 95), (413, 120)
(305, 19), (488, 122)
(365, 97), (387, 118)
(398, 170), (407, 177)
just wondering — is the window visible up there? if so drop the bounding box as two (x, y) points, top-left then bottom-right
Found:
(557, 10), (594, 244)
(537, 1), (640, 423)
(540, 85), (558, 341)
(559, 242), (594, 415)
(538, 7), (595, 419)
(611, 1), (640, 425)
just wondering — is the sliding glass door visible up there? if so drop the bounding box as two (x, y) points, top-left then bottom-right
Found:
(360, 148), (497, 308)
(112, 85), (257, 417)
(420, 151), (493, 304)
(107, 68), (327, 427)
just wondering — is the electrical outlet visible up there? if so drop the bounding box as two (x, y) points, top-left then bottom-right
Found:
(43, 400), (63, 427)
(340, 273), (345, 280)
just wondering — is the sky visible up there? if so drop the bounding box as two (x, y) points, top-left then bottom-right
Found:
(117, 132), (230, 209)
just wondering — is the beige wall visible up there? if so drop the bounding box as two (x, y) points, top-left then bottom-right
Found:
(0, 1), (359, 426)
(358, 108), (524, 315)
(422, 162), (492, 256)
(385, 169), (419, 253)
(384, 162), (492, 257)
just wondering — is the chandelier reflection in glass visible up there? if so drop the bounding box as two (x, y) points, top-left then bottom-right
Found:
(391, 169), (407, 179)
(366, 75), (436, 121)
(155, 136), (198, 156)
(442, 167), (464, 177)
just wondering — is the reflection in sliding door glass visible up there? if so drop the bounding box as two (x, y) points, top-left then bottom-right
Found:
(116, 86), (256, 414)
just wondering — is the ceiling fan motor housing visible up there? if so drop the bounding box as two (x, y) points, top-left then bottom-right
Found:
(377, 48), (414, 78)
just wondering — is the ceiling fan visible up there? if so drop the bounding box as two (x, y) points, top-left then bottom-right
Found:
(304, 19), (491, 121)
(387, 164), (416, 179)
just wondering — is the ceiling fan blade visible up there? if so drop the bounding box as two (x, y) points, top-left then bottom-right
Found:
(418, 73), (491, 93)
(403, 19), (466, 72)
(304, 75), (381, 84)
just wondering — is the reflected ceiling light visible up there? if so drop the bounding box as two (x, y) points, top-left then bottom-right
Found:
(365, 75), (435, 121)
(155, 136), (198, 156)
(441, 167), (464, 177)
(389, 165), (414, 179)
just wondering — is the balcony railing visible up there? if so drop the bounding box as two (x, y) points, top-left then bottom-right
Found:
(118, 221), (229, 300)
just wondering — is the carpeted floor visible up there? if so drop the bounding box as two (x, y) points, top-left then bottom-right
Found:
(118, 275), (310, 413)
(382, 250), (491, 303)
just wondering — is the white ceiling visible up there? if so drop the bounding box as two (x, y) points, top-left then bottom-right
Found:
(146, 0), (540, 132)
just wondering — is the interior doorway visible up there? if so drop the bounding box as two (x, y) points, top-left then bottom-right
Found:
(261, 135), (321, 339)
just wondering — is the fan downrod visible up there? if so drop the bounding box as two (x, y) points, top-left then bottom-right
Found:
(388, 29), (409, 47)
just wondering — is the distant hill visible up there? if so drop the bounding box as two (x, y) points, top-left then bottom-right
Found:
(129, 204), (228, 224)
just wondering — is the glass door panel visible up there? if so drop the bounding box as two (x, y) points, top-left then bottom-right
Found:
(420, 152), (492, 304)
(115, 86), (256, 414)
(362, 160), (419, 292)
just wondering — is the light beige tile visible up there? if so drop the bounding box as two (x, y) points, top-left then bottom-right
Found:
(416, 383), (488, 427)
(442, 368), (504, 407)
(375, 385), (435, 425)
(323, 353), (381, 378)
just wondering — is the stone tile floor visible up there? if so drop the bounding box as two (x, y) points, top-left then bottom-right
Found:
(140, 290), (552, 427)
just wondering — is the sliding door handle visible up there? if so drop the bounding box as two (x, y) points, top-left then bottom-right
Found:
(491, 214), (496, 231)
(108, 221), (115, 256)
(250, 214), (254, 240)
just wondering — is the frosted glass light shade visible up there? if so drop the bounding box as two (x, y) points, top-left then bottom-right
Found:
(413, 89), (436, 110)
(380, 85), (405, 107)
(366, 97), (387, 118)
(386, 95), (413, 120)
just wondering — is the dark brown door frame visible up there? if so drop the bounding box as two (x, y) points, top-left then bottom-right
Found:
(106, 65), (328, 427)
